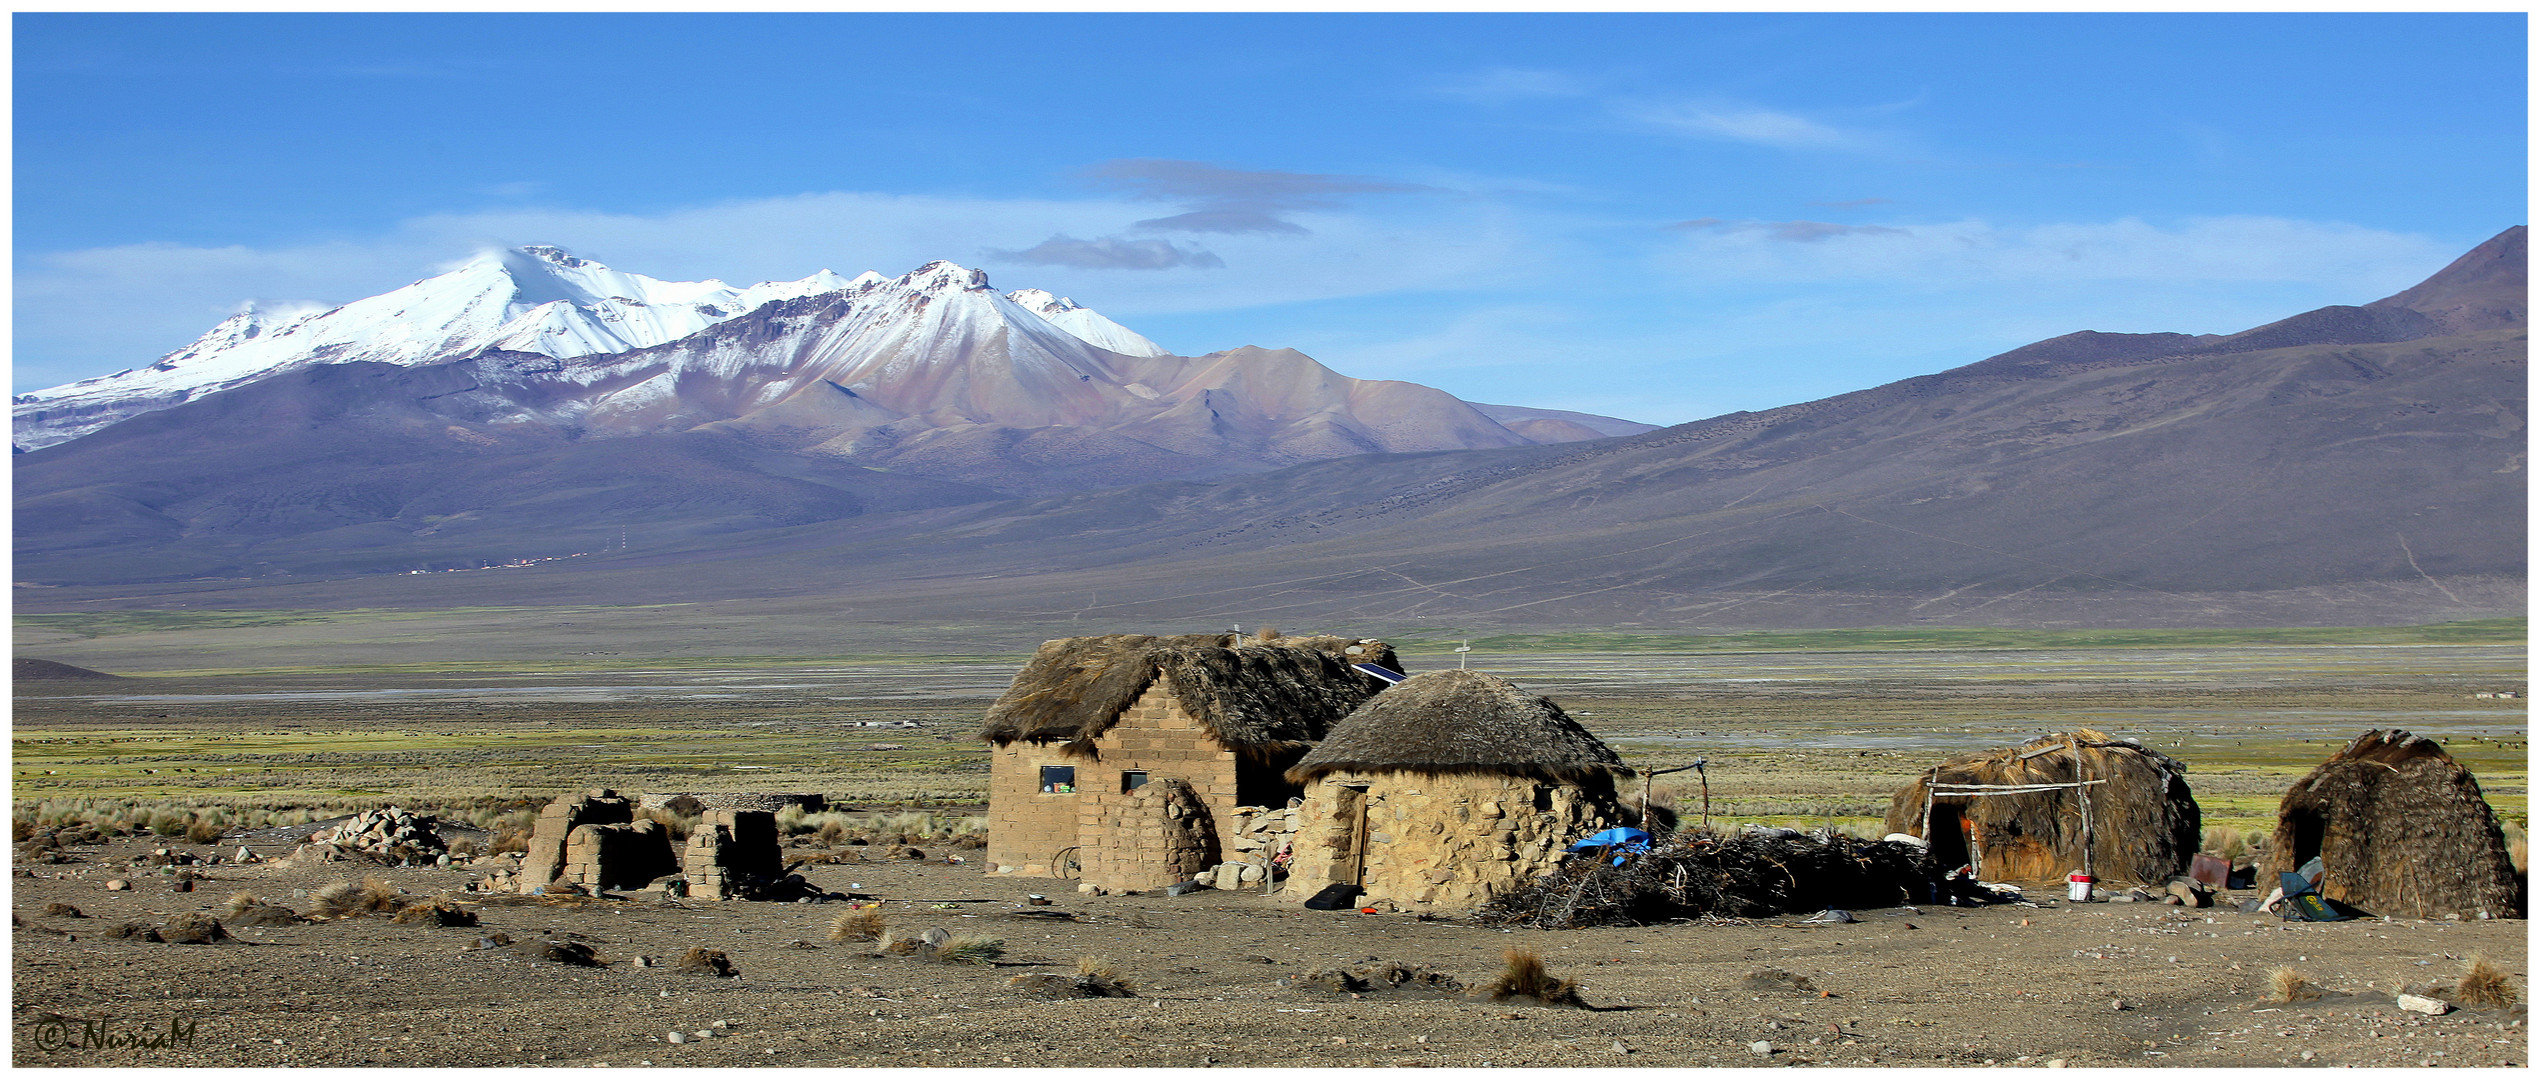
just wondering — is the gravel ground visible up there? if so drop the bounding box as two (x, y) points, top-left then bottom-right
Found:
(11, 835), (2527, 1068)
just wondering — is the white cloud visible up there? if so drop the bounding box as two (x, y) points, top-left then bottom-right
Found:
(1430, 67), (1590, 102)
(1653, 214), (2454, 295)
(1624, 99), (1866, 149)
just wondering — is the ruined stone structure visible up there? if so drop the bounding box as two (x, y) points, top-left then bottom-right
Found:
(682, 809), (782, 900)
(558, 819), (678, 891)
(521, 789), (634, 889)
(1283, 668), (1631, 912)
(979, 633), (1396, 894)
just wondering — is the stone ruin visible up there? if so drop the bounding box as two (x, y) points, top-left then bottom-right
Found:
(307, 807), (448, 865)
(682, 808), (784, 900)
(499, 788), (794, 900)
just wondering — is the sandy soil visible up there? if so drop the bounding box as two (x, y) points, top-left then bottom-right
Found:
(11, 835), (2526, 1068)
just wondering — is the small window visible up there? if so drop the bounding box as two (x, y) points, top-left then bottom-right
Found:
(1039, 766), (1076, 794)
(1121, 770), (1149, 793)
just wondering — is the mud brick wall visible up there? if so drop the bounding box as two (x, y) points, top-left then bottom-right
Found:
(522, 788), (634, 889)
(1076, 778), (1219, 892)
(682, 809), (780, 900)
(986, 739), (1089, 877)
(987, 681), (1246, 885)
(1286, 772), (1624, 912)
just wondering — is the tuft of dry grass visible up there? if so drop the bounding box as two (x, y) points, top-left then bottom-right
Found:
(876, 930), (922, 955)
(2457, 955), (2519, 1009)
(2266, 966), (2323, 1003)
(2505, 823), (2527, 876)
(389, 897), (479, 927)
(223, 890), (264, 916)
(306, 875), (406, 917)
(2202, 826), (2247, 861)
(929, 934), (1005, 964)
(1076, 955), (1133, 987)
(1481, 948), (1585, 1007)
(828, 907), (885, 943)
(673, 947), (737, 977)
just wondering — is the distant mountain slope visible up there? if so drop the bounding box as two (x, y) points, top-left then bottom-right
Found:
(16, 229), (2521, 632)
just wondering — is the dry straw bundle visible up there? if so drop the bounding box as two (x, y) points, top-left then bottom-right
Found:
(979, 633), (1397, 758)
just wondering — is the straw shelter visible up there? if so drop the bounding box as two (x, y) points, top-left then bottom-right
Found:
(1884, 729), (2200, 886)
(978, 631), (1397, 892)
(2261, 729), (2522, 919)
(1282, 668), (1633, 911)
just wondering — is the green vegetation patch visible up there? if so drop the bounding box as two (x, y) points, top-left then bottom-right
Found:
(1385, 618), (2527, 654)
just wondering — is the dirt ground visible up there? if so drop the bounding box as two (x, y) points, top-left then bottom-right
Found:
(11, 834), (2526, 1068)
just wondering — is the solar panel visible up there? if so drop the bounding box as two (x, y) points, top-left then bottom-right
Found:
(1352, 663), (1407, 684)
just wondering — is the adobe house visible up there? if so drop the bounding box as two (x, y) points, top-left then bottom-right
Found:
(978, 631), (1398, 893)
(1281, 668), (1633, 911)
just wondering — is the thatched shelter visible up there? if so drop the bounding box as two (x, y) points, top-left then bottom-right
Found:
(2261, 729), (2522, 919)
(1282, 668), (1633, 911)
(1884, 729), (2200, 886)
(978, 632), (1397, 892)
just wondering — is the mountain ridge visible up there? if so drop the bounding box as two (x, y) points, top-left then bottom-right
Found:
(14, 228), (2523, 631)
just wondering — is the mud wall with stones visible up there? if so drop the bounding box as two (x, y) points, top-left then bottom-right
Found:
(1284, 772), (1625, 911)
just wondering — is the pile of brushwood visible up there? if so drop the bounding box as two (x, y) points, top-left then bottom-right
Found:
(1478, 828), (1925, 929)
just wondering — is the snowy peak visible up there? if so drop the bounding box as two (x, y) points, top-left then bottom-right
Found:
(1006, 287), (1170, 357)
(898, 260), (995, 294)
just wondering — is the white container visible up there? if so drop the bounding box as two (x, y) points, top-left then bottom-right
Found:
(2067, 873), (2094, 902)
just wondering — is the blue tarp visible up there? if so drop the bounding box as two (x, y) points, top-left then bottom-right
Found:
(1566, 827), (1652, 865)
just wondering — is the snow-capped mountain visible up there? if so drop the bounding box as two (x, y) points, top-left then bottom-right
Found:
(21, 249), (908, 450)
(15, 246), (1648, 484)
(412, 259), (1547, 493)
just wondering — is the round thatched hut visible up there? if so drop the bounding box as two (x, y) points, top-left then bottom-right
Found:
(1884, 728), (2200, 886)
(1281, 668), (1632, 911)
(2261, 729), (2522, 919)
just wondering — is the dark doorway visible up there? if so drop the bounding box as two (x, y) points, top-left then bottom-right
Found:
(1928, 803), (1972, 871)
(2289, 809), (2326, 867)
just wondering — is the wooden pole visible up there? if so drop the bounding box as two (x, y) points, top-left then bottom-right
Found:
(1639, 763), (1702, 832)
(2069, 736), (2095, 882)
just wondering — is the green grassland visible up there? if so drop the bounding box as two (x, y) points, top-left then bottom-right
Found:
(14, 612), (2524, 847)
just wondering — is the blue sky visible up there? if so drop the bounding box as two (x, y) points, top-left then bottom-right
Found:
(14, 12), (2526, 424)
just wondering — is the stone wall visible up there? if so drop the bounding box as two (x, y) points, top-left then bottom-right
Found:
(682, 809), (781, 900)
(1284, 772), (1625, 911)
(521, 789), (634, 889)
(1201, 802), (1304, 892)
(636, 793), (827, 815)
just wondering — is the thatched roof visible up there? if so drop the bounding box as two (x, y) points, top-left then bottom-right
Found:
(2262, 729), (2521, 919)
(978, 633), (1399, 756)
(1287, 668), (1630, 784)
(1883, 728), (2201, 885)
